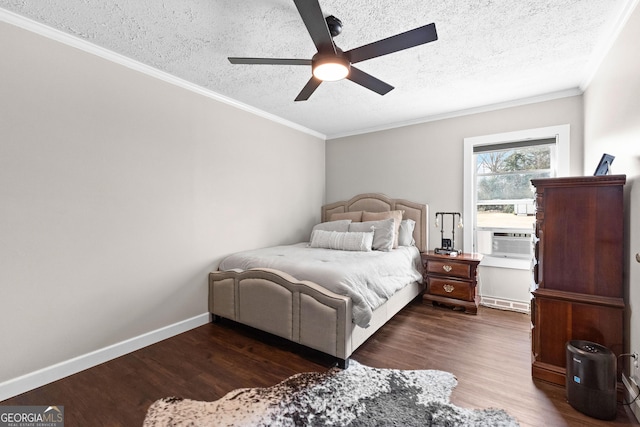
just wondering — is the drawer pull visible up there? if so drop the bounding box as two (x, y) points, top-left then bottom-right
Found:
(442, 265), (452, 272)
(443, 284), (455, 293)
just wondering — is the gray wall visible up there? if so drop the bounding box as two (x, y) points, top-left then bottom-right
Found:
(0, 22), (325, 383)
(326, 96), (584, 251)
(584, 4), (640, 376)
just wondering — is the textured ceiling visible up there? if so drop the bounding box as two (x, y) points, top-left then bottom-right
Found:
(0, 0), (630, 138)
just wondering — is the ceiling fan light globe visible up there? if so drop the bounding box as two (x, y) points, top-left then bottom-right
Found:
(312, 56), (350, 81)
(313, 63), (349, 81)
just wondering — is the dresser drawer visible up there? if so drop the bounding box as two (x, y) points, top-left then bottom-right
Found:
(425, 259), (471, 279)
(427, 277), (475, 301)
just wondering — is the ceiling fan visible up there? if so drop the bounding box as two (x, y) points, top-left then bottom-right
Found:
(228, 0), (438, 101)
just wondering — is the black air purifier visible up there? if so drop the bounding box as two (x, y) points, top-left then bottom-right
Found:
(566, 340), (617, 420)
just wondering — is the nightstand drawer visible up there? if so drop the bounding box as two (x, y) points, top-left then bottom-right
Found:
(425, 259), (471, 279)
(427, 277), (474, 301)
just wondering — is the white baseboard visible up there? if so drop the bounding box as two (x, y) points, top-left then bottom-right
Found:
(480, 296), (530, 313)
(622, 373), (640, 422)
(0, 313), (211, 402)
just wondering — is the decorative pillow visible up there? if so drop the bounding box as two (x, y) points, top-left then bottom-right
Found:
(362, 210), (404, 248)
(310, 219), (352, 236)
(349, 218), (395, 251)
(330, 211), (363, 222)
(398, 219), (416, 246)
(309, 230), (374, 252)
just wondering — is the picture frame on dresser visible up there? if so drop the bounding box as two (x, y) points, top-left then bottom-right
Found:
(593, 153), (615, 176)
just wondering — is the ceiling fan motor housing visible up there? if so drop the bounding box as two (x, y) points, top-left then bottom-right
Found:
(326, 15), (342, 37)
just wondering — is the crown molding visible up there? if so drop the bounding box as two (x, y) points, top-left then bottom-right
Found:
(580, 0), (640, 90)
(326, 88), (583, 140)
(0, 9), (326, 140)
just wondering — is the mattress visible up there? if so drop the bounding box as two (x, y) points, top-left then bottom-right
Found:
(219, 243), (423, 327)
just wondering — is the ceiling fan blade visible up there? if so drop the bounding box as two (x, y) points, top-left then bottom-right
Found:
(293, 0), (336, 54)
(294, 77), (322, 101)
(346, 23), (438, 64)
(347, 66), (394, 96)
(228, 57), (312, 65)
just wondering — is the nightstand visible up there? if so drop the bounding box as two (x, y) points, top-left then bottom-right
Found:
(421, 251), (483, 314)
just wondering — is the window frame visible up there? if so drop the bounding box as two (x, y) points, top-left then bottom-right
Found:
(463, 125), (570, 268)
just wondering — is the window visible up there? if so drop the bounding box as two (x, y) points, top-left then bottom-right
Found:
(475, 140), (554, 231)
(463, 125), (570, 267)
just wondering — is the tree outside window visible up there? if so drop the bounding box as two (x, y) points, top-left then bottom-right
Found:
(476, 145), (552, 229)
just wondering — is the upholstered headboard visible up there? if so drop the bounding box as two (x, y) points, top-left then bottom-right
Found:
(321, 193), (428, 252)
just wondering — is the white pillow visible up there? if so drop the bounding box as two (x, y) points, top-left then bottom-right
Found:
(398, 219), (416, 246)
(309, 230), (374, 252)
(348, 218), (395, 251)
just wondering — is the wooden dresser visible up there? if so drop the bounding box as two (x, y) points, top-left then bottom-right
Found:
(421, 251), (483, 314)
(530, 175), (626, 385)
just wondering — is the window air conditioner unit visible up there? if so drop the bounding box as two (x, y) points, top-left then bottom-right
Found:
(491, 231), (532, 259)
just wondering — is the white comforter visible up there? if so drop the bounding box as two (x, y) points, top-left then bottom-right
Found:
(219, 243), (423, 327)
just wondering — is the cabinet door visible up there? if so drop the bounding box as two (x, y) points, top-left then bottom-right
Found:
(534, 296), (623, 375)
(541, 186), (623, 297)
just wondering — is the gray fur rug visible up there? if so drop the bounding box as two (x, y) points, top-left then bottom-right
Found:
(143, 360), (519, 426)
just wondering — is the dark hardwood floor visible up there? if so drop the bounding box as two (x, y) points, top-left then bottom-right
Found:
(3, 301), (638, 426)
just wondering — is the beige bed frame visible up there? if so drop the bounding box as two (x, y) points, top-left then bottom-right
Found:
(208, 193), (428, 368)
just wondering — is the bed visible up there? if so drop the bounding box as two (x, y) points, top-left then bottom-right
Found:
(208, 193), (428, 368)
